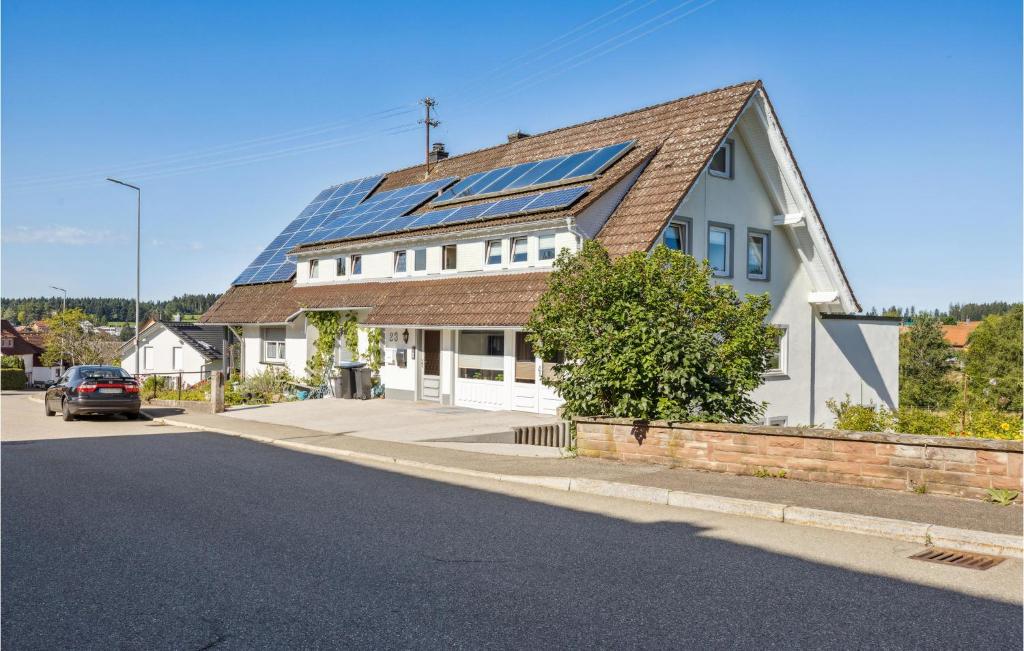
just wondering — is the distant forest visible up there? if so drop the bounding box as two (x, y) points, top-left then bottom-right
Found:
(0, 294), (221, 326)
(866, 301), (1021, 323)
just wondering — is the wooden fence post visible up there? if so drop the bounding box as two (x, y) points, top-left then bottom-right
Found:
(211, 371), (225, 414)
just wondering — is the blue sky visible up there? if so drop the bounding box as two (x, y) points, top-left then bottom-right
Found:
(2, 0), (1021, 311)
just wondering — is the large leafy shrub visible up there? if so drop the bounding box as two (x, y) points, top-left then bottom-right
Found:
(237, 366), (293, 403)
(1, 355), (26, 370)
(526, 241), (777, 423)
(964, 305), (1023, 411)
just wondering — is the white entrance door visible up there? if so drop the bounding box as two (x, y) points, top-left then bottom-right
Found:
(420, 330), (441, 401)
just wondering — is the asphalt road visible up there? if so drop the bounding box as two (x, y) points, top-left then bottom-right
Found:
(2, 394), (1022, 649)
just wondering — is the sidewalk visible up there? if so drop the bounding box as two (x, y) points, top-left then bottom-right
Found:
(147, 408), (1023, 551)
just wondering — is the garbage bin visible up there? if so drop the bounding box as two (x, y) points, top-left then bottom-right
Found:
(333, 361), (366, 399)
(353, 366), (374, 400)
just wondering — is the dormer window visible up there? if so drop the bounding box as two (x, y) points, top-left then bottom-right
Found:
(663, 218), (691, 254)
(709, 140), (733, 178)
(442, 245), (457, 271)
(485, 240), (503, 266)
(538, 234), (556, 261)
(336, 257), (346, 276)
(394, 250), (407, 274)
(511, 237), (528, 263)
(309, 259), (320, 279)
(351, 255), (362, 275)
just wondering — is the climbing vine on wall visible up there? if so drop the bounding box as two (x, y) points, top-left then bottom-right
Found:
(304, 311), (343, 381)
(363, 327), (383, 373)
(341, 313), (359, 361)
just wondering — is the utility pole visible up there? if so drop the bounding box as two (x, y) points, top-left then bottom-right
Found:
(106, 178), (142, 377)
(50, 286), (66, 372)
(419, 97), (439, 178)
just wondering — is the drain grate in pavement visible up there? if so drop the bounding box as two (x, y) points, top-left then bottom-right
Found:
(910, 548), (1004, 570)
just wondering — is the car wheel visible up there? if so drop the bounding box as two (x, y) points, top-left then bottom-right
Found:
(61, 400), (75, 422)
(44, 399), (55, 417)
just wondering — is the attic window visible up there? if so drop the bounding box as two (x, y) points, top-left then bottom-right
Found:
(309, 259), (320, 279)
(709, 140), (733, 178)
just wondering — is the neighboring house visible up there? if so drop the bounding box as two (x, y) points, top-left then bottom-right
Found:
(120, 320), (228, 384)
(1, 320), (60, 385)
(941, 321), (980, 350)
(200, 81), (898, 425)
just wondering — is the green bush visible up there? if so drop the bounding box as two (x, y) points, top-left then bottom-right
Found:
(962, 408), (1023, 440)
(0, 368), (28, 390)
(893, 407), (950, 435)
(826, 395), (894, 432)
(237, 367), (293, 403)
(1, 355), (25, 370)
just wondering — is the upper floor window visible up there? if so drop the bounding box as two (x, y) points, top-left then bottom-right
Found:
(747, 230), (770, 281)
(442, 245), (458, 271)
(309, 259), (319, 279)
(538, 234), (556, 261)
(707, 223), (733, 277)
(709, 140), (733, 178)
(511, 237), (528, 263)
(414, 248), (427, 272)
(336, 257), (346, 277)
(663, 218), (691, 254)
(485, 240), (503, 266)
(394, 250), (407, 274)
(351, 255), (363, 275)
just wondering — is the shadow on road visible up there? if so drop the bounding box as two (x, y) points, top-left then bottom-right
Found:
(2, 431), (1020, 649)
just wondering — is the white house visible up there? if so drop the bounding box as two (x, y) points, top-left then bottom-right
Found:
(201, 81), (899, 426)
(120, 320), (228, 384)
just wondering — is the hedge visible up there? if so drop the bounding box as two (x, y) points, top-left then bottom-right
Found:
(1, 368), (28, 390)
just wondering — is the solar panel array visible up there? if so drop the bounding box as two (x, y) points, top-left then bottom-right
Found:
(233, 175), (384, 285)
(434, 140), (633, 205)
(232, 175), (456, 285)
(401, 185), (589, 231)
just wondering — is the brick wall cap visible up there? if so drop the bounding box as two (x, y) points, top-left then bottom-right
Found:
(572, 416), (1023, 453)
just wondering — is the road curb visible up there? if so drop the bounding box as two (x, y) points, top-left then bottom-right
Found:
(153, 415), (1024, 558)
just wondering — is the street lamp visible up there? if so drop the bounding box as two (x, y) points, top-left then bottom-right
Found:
(106, 178), (141, 376)
(50, 285), (66, 372)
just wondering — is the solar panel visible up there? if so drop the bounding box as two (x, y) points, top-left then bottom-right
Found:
(232, 174), (384, 285)
(434, 141), (632, 205)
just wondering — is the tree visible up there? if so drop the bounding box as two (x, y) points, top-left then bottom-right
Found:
(119, 324), (135, 342)
(40, 308), (118, 367)
(964, 304), (1023, 411)
(899, 315), (956, 409)
(526, 241), (778, 423)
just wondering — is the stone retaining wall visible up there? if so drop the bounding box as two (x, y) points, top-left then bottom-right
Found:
(575, 418), (1023, 500)
(143, 398), (214, 414)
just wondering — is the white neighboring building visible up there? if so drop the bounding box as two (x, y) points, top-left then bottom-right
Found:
(120, 320), (228, 384)
(201, 81), (899, 426)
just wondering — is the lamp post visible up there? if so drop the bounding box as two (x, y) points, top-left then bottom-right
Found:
(106, 178), (141, 376)
(49, 285), (66, 372)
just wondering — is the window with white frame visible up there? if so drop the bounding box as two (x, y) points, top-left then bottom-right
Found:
(747, 230), (770, 280)
(171, 346), (183, 370)
(707, 223), (733, 277)
(663, 218), (691, 254)
(766, 325), (787, 375)
(394, 250), (407, 274)
(442, 245), (457, 270)
(142, 346), (154, 370)
(309, 259), (319, 279)
(511, 237), (528, 263)
(709, 140), (733, 178)
(485, 240), (503, 266)
(351, 255), (362, 275)
(336, 257), (346, 276)
(538, 234), (556, 261)
(262, 327), (286, 363)
(413, 248), (427, 271)
(458, 330), (504, 381)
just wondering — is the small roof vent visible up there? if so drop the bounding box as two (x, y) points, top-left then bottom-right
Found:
(507, 130), (531, 143)
(428, 142), (449, 163)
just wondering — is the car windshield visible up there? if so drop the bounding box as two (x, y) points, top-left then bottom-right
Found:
(79, 367), (132, 380)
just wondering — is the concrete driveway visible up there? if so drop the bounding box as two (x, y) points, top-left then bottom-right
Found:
(222, 398), (562, 456)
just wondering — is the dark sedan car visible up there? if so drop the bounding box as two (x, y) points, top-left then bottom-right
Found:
(44, 365), (141, 421)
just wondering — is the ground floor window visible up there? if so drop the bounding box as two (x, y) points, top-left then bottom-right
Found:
(458, 330), (504, 381)
(767, 325), (787, 375)
(142, 346), (154, 370)
(262, 327), (286, 363)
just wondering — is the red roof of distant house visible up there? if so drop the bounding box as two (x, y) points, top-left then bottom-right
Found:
(942, 321), (981, 348)
(1, 320), (43, 356)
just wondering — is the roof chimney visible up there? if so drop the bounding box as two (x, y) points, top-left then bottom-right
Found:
(507, 130), (531, 143)
(428, 142), (448, 163)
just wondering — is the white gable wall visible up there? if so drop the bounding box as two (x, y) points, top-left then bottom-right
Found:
(121, 324), (220, 382)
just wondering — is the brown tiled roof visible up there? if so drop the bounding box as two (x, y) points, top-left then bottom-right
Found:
(942, 321), (981, 348)
(1, 320), (43, 356)
(293, 82), (758, 254)
(201, 272), (550, 327)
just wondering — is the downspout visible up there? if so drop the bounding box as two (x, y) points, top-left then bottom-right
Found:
(565, 216), (585, 249)
(809, 308), (817, 426)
